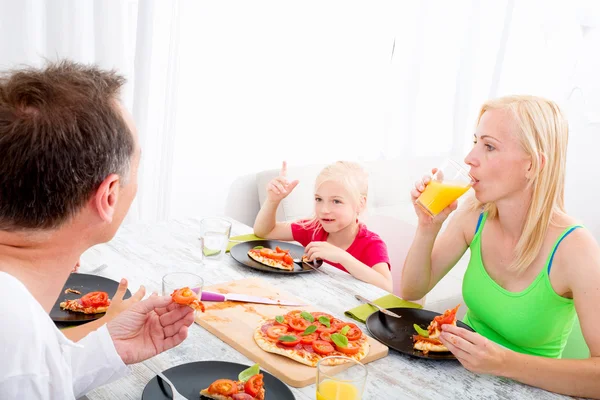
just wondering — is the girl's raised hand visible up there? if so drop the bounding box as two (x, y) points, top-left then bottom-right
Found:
(266, 161), (300, 203)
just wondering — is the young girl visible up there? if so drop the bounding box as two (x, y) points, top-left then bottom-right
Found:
(253, 161), (392, 291)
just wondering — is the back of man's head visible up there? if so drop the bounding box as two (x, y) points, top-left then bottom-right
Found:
(0, 60), (134, 231)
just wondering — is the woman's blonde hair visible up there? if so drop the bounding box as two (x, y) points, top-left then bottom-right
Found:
(470, 95), (569, 274)
(299, 161), (369, 234)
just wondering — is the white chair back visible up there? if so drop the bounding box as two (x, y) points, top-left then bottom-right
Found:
(364, 214), (425, 305)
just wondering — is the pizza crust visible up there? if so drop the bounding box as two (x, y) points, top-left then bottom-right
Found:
(247, 251), (294, 271)
(413, 337), (448, 354)
(199, 390), (232, 400)
(253, 318), (370, 367)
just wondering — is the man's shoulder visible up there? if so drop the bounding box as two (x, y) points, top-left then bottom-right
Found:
(0, 272), (51, 340)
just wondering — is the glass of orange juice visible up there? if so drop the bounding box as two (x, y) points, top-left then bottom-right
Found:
(416, 159), (473, 217)
(316, 356), (367, 400)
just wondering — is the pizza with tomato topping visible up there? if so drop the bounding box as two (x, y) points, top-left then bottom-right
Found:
(200, 364), (265, 400)
(253, 310), (370, 367)
(170, 287), (205, 312)
(59, 291), (111, 314)
(412, 304), (460, 355)
(247, 246), (294, 271)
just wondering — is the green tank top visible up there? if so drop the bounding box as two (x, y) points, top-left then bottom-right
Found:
(463, 212), (580, 358)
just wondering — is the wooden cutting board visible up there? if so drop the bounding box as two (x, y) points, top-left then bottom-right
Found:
(194, 277), (389, 388)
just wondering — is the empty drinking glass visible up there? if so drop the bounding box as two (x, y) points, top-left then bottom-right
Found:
(199, 217), (232, 265)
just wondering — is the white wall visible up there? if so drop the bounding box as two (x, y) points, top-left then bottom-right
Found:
(168, 0), (600, 241)
(494, 0), (600, 239)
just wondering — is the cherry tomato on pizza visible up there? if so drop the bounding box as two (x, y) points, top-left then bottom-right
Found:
(312, 340), (335, 355)
(208, 379), (238, 395)
(244, 374), (264, 396)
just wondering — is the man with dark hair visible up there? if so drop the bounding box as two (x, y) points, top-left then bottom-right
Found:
(0, 61), (194, 399)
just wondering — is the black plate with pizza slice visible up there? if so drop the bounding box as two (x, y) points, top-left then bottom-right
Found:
(51, 273), (131, 324)
(230, 240), (323, 274)
(141, 361), (295, 400)
(366, 307), (475, 360)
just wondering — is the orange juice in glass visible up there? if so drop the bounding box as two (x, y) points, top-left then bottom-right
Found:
(316, 356), (367, 400)
(416, 159), (473, 217)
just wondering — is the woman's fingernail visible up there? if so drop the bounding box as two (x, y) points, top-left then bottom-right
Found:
(120, 278), (126, 285)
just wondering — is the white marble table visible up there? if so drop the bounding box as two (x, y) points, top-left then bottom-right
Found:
(79, 217), (574, 400)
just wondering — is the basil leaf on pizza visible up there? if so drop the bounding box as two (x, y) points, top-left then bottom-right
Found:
(238, 363), (260, 382)
(318, 316), (331, 328)
(301, 311), (315, 323)
(331, 333), (349, 348)
(278, 335), (299, 342)
(340, 325), (351, 335)
(275, 315), (285, 324)
(413, 323), (429, 337)
(301, 325), (317, 336)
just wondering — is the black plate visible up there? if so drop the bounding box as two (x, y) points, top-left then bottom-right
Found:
(142, 361), (295, 400)
(50, 273), (131, 324)
(366, 307), (475, 360)
(230, 240), (323, 274)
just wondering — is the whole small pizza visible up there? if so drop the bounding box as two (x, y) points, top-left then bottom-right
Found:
(254, 310), (370, 367)
(247, 246), (294, 271)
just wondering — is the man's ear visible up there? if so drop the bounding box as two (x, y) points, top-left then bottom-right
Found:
(93, 174), (120, 223)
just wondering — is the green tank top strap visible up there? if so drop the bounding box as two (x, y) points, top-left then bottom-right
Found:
(545, 225), (584, 275)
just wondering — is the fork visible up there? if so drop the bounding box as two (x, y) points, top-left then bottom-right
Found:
(293, 258), (327, 274)
(355, 294), (402, 319)
(155, 370), (187, 400)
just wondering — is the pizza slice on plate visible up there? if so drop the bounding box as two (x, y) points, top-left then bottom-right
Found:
(60, 291), (111, 314)
(412, 304), (460, 355)
(200, 364), (265, 400)
(247, 246), (294, 271)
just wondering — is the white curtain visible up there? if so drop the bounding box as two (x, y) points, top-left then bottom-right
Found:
(169, 0), (516, 220)
(1, 0), (598, 234)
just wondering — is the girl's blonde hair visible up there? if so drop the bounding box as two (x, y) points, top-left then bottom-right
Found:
(470, 95), (569, 274)
(299, 161), (369, 234)
(315, 161), (368, 206)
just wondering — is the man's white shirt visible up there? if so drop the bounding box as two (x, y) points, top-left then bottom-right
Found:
(0, 272), (129, 399)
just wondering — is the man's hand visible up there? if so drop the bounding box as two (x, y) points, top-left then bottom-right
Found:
(107, 294), (194, 364)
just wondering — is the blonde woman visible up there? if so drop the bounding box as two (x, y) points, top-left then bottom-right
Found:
(401, 95), (600, 398)
(254, 161), (393, 291)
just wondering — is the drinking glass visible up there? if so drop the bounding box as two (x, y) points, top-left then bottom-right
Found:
(415, 159), (473, 217)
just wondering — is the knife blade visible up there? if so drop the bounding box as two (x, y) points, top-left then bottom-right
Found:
(196, 290), (305, 306)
